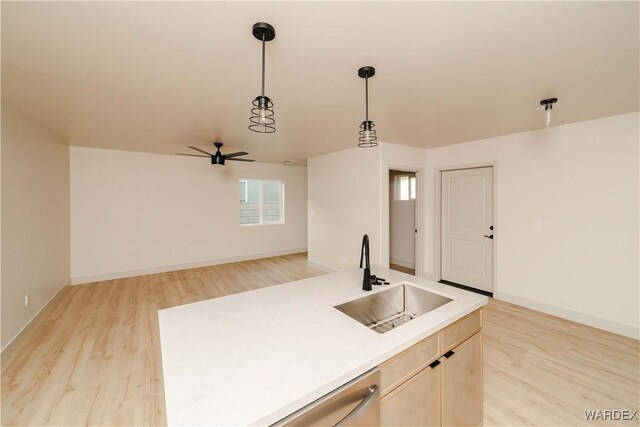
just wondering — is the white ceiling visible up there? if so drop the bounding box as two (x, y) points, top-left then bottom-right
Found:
(2, 1), (638, 164)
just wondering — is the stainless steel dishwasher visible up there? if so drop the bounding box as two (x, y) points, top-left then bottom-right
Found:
(272, 369), (380, 427)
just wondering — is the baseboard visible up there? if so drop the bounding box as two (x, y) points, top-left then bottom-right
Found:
(494, 291), (640, 340)
(440, 279), (493, 297)
(1, 281), (68, 355)
(71, 248), (308, 285)
(389, 258), (415, 269)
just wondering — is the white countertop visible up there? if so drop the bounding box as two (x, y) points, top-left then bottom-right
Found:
(158, 266), (487, 426)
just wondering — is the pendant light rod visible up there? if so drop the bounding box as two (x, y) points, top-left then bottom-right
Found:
(261, 34), (266, 97)
(365, 76), (369, 121)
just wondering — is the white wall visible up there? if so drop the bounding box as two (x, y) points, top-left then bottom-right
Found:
(424, 113), (639, 338)
(389, 171), (415, 268)
(70, 147), (308, 283)
(307, 113), (639, 338)
(308, 147), (381, 271)
(1, 106), (70, 351)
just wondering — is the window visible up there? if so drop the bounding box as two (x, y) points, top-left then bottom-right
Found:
(239, 179), (284, 225)
(239, 180), (248, 202)
(394, 175), (416, 201)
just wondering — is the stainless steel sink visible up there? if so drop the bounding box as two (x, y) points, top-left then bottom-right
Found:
(334, 284), (453, 334)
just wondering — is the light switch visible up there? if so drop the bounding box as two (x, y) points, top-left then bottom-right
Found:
(532, 220), (542, 230)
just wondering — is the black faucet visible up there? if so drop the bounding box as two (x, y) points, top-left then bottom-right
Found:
(360, 235), (372, 291)
(359, 234), (390, 291)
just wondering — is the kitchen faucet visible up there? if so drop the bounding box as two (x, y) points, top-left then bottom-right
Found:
(359, 234), (389, 291)
(360, 235), (372, 291)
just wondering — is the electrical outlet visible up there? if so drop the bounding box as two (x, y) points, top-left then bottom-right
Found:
(24, 293), (30, 307)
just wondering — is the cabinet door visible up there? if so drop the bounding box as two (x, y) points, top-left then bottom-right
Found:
(381, 363), (441, 427)
(441, 332), (483, 427)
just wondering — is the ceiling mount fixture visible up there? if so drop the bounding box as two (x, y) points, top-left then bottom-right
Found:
(249, 22), (276, 134)
(358, 66), (378, 148)
(535, 97), (565, 129)
(176, 142), (255, 167)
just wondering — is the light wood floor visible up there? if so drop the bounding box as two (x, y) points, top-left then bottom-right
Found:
(389, 263), (415, 276)
(2, 253), (638, 426)
(483, 300), (639, 426)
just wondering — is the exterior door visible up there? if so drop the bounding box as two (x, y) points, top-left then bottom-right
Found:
(441, 167), (493, 292)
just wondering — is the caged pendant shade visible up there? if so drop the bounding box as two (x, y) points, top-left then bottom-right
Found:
(358, 66), (378, 148)
(249, 22), (276, 134)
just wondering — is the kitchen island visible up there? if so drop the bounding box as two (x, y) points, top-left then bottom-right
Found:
(159, 266), (487, 426)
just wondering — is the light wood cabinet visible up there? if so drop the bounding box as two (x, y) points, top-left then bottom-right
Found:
(441, 309), (482, 353)
(379, 309), (483, 427)
(381, 361), (441, 427)
(441, 332), (483, 427)
(379, 332), (439, 396)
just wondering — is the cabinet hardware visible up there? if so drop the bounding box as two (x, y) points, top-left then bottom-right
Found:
(429, 360), (441, 369)
(483, 234), (493, 239)
(443, 350), (455, 358)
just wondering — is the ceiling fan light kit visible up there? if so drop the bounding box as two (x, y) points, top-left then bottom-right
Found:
(212, 143), (226, 167)
(357, 66), (378, 148)
(249, 22), (276, 134)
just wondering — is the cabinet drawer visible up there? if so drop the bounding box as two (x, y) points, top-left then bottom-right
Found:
(379, 333), (439, 396)
(441, 309), (482, 353)
(381, 362), (441, 427)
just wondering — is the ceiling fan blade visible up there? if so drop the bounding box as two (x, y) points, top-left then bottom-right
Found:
(227, 158), (255, 162)
(188, 146), (213, 156)
(224, 151), (249, 158)
(176, 153), (209, 158)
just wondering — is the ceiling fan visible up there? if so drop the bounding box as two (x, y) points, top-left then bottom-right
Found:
(177, 142), (255, 167)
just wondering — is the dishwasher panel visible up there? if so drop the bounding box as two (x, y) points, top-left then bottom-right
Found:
(273, 369), (380, 427)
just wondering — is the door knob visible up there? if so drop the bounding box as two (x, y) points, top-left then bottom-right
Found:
(483, 234), (494, 239)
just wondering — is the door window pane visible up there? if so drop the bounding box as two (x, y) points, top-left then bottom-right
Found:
(410, 177), (416, 200)
(395, 175), (416, 201)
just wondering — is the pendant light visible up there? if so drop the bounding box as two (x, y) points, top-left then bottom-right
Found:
(533, 97), (564, 129)
(249, 22), (276, 133)
(358, 66), (378, 148)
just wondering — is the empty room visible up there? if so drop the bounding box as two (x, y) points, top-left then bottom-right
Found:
(1, 1), (638, 426)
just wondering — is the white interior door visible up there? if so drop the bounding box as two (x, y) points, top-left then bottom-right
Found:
(441, 167), (493, 292)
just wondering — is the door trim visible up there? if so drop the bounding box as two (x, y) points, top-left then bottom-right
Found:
(384, 165), (423, 277)
(435, 162), (497, 293)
